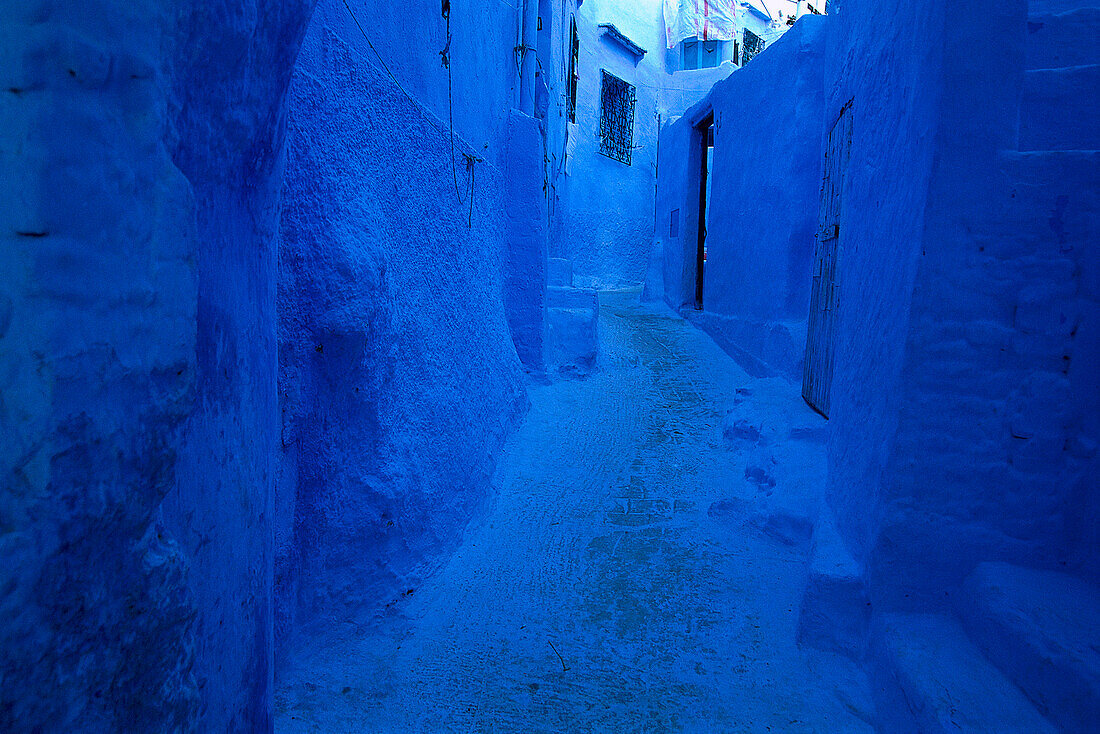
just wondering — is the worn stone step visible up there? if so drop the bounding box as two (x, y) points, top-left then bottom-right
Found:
(957, 562), (1100, 733)
(873, 613), (1058, 734)
(797, 506), (869, 658)
(546, 285), (598, 311)
(1027, 9), (1100, 69)
(1020, 64), (1100, 151)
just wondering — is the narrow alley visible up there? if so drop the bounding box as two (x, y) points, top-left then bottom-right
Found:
(276, 292), (873, 733)
(3, 0), (1097, 730)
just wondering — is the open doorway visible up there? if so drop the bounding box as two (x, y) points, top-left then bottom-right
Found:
(695, 116), (715, 310)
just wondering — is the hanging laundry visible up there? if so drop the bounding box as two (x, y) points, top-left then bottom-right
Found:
(664, 0), (741, 49)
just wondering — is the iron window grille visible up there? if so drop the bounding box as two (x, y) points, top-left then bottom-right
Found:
(742, 28), (764, 65)
(599, 70), (636, 165)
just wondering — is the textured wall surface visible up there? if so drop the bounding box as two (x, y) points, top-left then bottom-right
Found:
(650, 0), (1097, 665)
(161, 1), (315, 729)
(504, 110), (550, 371)
(0, 3), (200, 728)
(308, 0), (519, 168)
(274, 8), (528, 663)
(870, 0), (1100, 604)
(1, 0), (315, 730)
(817, 0), (944, 581)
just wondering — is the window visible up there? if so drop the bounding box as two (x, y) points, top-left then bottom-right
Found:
(599, 70), (636, 165)
(682, 39), (723, 70)
(741, 28), (764, 65)
(567, 17), (579, 123)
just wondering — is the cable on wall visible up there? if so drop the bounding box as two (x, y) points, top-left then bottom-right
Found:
(341, 0), (479, 226)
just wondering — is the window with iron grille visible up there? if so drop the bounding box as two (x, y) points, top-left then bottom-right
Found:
(741, 28), (764, 65)
(599, 70), (636, 165)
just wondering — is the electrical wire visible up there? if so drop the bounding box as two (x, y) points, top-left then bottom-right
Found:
(340, 0), (445, 137)
(341, 0), (477, 224)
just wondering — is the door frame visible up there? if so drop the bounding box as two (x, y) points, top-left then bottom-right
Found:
(693, 113), (714, 311)
(802, 100), (853, 418)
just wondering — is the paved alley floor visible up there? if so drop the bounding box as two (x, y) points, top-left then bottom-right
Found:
(275, 291), (876, 733)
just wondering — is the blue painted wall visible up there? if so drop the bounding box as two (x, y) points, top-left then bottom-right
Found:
(857, 0), (1099, 605)
(650, 17), (827, 380)
(556, 0), (728, 289)
(163, 2), (315, 728)
(273, 0), (532, 670)
(1, 0), (316, 730)
(650, 0), (1099, 695)
(817, 0), (946, 596)
(0, 0), (537, 729)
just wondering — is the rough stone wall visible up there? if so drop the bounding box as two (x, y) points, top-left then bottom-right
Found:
(274, 13), (528, 661)
(871, 0), (1100, 604)
(0, 4), (199, 727)
(310, 0), (519, 168)
(1, 0), (315, 730)
(161, 1), (315, 729)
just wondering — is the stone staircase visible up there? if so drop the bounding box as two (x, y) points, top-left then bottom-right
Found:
(546, 257), (598, 375)
(958, 563), (1100, 732)
(872, 562), (1100, 733)
(873, 611), (1060, 734)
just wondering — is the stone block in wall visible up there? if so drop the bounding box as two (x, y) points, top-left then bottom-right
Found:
(1010, 331), (1072, 373)
(1014, 284), (1080, 338)
(548, 258), (573, 287)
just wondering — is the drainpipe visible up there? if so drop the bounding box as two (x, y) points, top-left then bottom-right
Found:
(519, 0), (538, 115)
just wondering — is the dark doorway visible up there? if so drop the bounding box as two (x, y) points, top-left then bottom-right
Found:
(695, 116), (714, 310)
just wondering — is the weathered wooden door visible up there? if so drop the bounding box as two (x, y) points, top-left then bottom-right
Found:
(802, 104), (852, 417)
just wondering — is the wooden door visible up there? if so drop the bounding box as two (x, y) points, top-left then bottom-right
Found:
(802, 104), (852, 417)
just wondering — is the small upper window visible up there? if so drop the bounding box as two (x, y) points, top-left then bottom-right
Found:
(682, 39), (723, 70)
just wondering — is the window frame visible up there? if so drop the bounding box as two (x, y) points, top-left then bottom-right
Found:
(682, 38), (723, 71)
(598, 70), (637, 166)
